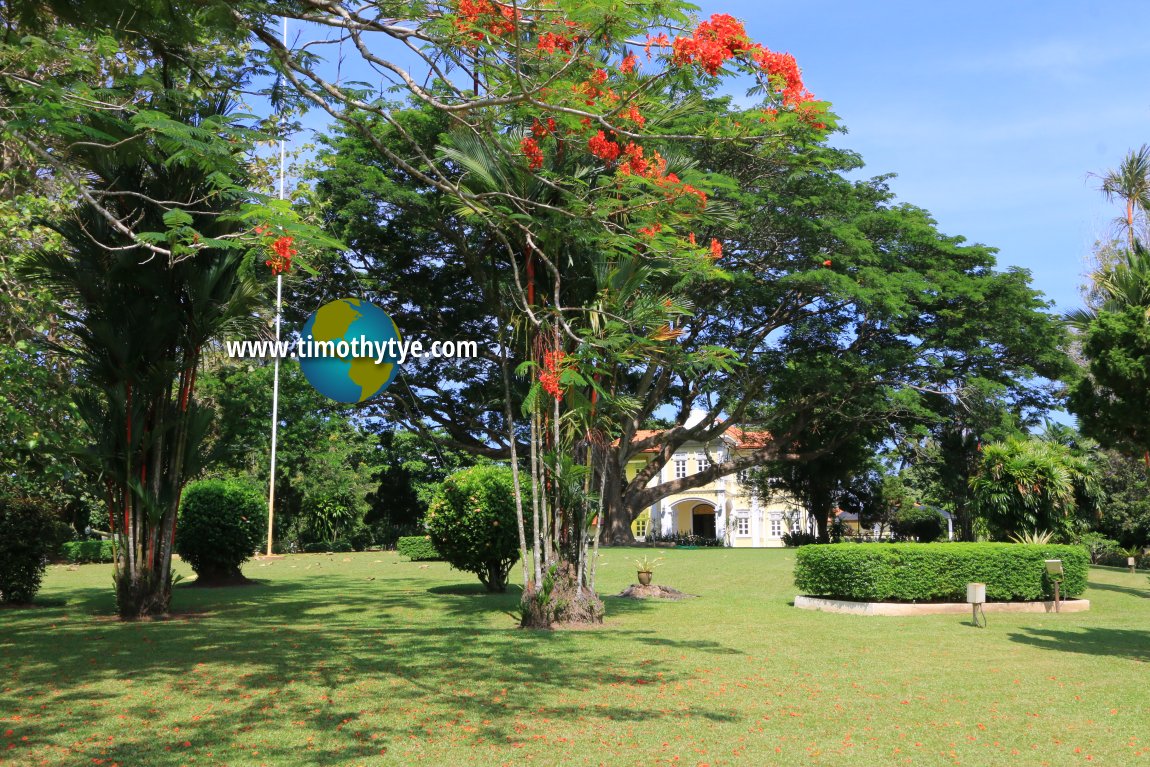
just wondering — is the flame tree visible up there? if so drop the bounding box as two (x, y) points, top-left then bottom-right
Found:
(238, 0), (830, 625)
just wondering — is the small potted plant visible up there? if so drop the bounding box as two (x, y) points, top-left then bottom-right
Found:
(635, 555), (663, 586)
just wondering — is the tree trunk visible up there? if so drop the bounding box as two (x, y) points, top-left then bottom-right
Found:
(520, 563), (603, 629)
(596, 457), (636, 545)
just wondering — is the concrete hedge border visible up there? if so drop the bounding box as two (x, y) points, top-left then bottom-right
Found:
(794, 543), (1088, 602)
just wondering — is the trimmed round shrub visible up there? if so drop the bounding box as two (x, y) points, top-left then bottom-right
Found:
(794, 543), (1088, 602)
(176, 479), (266, 582)
(397, 535), (442, 561)
(0, 496), (55, 604)
(891, 504), (946, 542)
(424, 465), (522, 592)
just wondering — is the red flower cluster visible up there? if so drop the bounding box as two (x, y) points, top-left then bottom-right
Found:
(532, 117), (557, 138)
(662, 14), (819, 114)
(620, 51), (637, 74)
(671, 13), (755, 75)
(456, 0), (518, 39)
(623, 103), (646, 128)
(710, 238), (723, 260)
(588, 130), (621, 161)
(537, 32), (573, 54)
(638, 222), (663, 238)
(644, 33), (670, 59)
(521, 136), (544, 170)
(539, 350), (566, 398)
(752, 49), (815, 107)
(255, 225), (297, 275)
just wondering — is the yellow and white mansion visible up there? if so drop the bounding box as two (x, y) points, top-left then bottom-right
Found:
(625, 421), (816, 548)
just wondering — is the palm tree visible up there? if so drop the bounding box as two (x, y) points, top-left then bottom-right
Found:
(1095, 144), (1150, 251)
(1066, 236), (1150, 331)
(970, 436), (1102, 540)
(23, 96), (262, 619)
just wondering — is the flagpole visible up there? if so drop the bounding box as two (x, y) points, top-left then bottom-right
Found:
(266, 15), (287, 557)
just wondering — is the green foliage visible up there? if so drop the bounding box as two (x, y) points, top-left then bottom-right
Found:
(794, 543), (1089, 602)
(396, 536), (442, 562)
(1075, 532), (1123, 564)
(1069, 306), (1150, 456)
(176, 479), (265, 581)
(647, 532), (725, 548)
(424, 466), (522, 592)
(970, 437), (1103, 540)
(782, 531), (818, 547)
(1093, 450), (1150, 547)
(0, 496), (55, 603)
(60, 539), (116, 564)
(891, 505), (946, 542)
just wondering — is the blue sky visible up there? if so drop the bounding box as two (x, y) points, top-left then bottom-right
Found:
(694, 0), (1150, 312)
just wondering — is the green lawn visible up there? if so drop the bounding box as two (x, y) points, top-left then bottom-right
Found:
(2, 549), (1148, 766)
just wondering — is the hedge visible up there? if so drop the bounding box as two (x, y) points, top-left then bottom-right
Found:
(396, 535), (442, 561)
(794, 543), (1088, 602)
(61, 540), (116, 564)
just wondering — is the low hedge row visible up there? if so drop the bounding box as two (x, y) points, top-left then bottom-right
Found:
(61, 540), (116, 564)
(396, 535), (442, 561)
(794, 543), (1088, 602)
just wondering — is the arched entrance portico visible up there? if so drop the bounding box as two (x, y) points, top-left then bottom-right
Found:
(669, 498), (717, 539)
(691, 503), (716, 538)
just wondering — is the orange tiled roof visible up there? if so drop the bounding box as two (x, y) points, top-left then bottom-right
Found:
(618, 426), (772, 452)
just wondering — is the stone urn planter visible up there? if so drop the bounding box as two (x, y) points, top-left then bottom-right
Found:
(637, 570), (653, 586)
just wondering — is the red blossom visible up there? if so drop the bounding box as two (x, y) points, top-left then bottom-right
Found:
(590, 68), (608, 85)
(823, 259), (832, 267)
(456, 0), (518, 38)
(539, 350), (567, 398)
(587, 130), (620, 161)
(688, 232), (696, 246)
(710, 238), (722, 259)
(623, 103), (646, 127)
(644, 33), (670, 59)
(671, 14), (755, 76)
(261, 231), (296, 275)
(752, 48), (817, 107)
(638, 223), (663, 238)
(620, 51), (637, 74)
(521, 136), (544, 170)
(537, 32), (573, 54)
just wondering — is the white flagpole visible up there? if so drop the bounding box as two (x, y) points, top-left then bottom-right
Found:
(266, 16), (287, 557)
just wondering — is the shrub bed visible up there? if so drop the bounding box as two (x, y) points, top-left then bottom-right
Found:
(397, 535), (442, 561)
(0, 496), (56, 604)
(794, 543), (1088, 602)
(61, 540), (116, 564)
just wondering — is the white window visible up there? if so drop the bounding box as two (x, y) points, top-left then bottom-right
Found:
(674, 455), (687, 479)
(735, 514), (750, 536)
(737, 467), (752, 484)
(770, 517), (783, 538)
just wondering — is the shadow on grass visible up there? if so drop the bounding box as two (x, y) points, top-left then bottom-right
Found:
(1007, 626), (1150, 662)
(1, 571), (748, 766)
(1087, 580), (1150, 599)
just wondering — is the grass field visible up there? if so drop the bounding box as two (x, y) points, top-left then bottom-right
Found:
(2, 548), (1148, 766)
